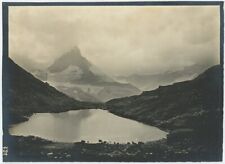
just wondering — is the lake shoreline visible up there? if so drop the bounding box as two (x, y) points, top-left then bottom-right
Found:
(4, 134), (221, 162)
(5, 108), (222, 162)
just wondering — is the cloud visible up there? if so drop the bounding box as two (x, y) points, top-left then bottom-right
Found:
(9, 6), (220, 75)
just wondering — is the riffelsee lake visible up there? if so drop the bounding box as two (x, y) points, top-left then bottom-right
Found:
(9, 109), (167, 143)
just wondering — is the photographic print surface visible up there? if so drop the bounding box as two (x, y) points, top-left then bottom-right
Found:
(2, 1), (223, 162)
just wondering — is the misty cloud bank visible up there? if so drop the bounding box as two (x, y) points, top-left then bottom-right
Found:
(9, 6), (220, 76)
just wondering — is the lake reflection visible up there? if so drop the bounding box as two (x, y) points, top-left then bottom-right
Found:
(9, 109), (167, 143)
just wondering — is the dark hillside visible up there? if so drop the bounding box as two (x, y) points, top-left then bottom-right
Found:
(3, 58), (101, 127)
(106, 65), (223, 160)
(106, 65), (222, 128)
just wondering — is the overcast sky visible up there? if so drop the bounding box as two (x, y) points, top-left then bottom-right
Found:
(9, 6), (220, 76)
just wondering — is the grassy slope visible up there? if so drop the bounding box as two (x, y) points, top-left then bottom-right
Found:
(106, 65), (223, 159)
(106, 65), (222, 129)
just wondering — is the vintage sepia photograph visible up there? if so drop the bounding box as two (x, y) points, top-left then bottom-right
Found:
(2, 1), (223, 162)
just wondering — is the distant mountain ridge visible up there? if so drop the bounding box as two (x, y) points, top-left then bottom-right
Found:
(115, 64), (208, 91)
(42, 47), (141, 102)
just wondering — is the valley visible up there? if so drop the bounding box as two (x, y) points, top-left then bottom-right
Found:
(3, 56), (223, 161)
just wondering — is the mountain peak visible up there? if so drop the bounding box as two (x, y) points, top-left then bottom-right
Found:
(63, 46), (85, 60)
(48, 46), (90, 73)
(70, 46), (81, 55)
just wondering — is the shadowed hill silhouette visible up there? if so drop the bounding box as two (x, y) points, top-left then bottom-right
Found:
(3, 57), (101, 127)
